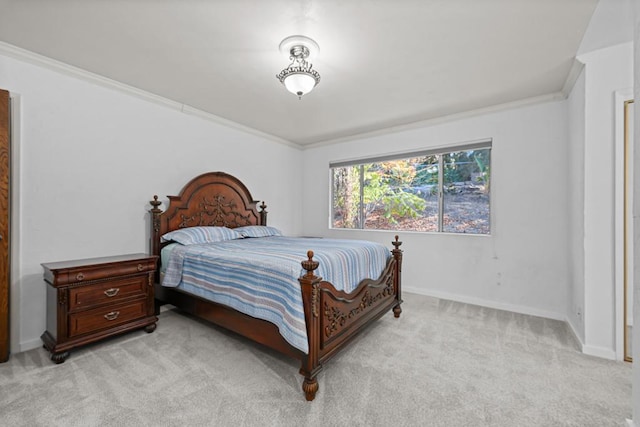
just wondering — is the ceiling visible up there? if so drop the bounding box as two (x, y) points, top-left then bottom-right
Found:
(0, 0), (599, 146)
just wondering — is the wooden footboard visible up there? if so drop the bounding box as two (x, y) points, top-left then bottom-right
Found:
(297, 236), (403, 400)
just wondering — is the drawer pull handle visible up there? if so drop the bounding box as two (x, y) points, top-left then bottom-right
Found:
(104, 288), (119, 297)
(104, 311), (120, 321)
(137, 264), (144, 272)
(76, 273), (85, 281)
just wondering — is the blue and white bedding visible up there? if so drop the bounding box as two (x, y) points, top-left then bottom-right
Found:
(161, 236), (391, 354)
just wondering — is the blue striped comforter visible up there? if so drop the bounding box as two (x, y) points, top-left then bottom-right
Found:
(162, 237), (391, 354)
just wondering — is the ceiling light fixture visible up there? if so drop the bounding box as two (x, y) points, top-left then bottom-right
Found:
(276, 35), (321, 99)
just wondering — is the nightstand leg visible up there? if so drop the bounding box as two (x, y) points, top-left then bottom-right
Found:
(144, 323), (157, 333)
(49, 351), (69, 364)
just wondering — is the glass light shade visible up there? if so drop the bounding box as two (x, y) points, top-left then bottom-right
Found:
(283, 73), (317, 97)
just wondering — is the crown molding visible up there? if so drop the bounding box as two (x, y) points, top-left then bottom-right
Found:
(0, 42), (301, 150)
(303, 92), (566, 150)
(561, 58), (586, 97)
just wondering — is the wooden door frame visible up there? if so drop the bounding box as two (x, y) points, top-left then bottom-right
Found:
(0, 89), (9, 362)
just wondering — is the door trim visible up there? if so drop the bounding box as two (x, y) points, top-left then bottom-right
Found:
(615, 89), (634, 361)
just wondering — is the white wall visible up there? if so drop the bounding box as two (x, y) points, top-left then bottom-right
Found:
(578, 42), (634, 358)
(578, 0), (635, 56)
(567, 67), (586, 343)
(0, 52), (303, 352)
(301, 100), (571, 320)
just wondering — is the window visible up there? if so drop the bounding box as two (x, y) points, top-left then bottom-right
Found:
(331, 141), (491, 234)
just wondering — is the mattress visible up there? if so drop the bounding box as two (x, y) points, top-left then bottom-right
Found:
(161, 236), (391, 353)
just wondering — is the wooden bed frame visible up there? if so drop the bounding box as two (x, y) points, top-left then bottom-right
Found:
(149, 171), (403, 401)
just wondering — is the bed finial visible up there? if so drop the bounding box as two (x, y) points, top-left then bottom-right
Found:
(259, 201), (268, 225)
(150, 196), (163, 232)
(392, 235), (402, 250)
(301, 250), (319, 277)
(150, 195), (162, 211)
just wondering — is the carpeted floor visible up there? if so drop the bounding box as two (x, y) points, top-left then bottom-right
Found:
(0, 293), (632, 426)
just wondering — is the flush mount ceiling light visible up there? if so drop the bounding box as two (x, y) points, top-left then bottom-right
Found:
(276, 35), (321, 99)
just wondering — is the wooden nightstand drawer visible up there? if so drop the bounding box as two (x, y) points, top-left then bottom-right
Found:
(68, 275), (147, 311)
(68, 299), (148, 337)
(44, 258), (156, 286)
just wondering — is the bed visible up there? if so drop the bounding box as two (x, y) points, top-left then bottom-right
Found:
(149, 171), (403, 401)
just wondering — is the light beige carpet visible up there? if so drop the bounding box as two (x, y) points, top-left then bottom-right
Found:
(0, 293), (631, 426)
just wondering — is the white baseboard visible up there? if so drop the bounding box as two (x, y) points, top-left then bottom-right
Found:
(582, 344), (617, 360)
(404, 287), (619, 360)
(20, 338), (43, 353)
(565, 316), (585, 351)
(565, 319), (616, 360)
(405, 286), (565, 321)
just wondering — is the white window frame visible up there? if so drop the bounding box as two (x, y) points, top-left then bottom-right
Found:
(330, 139), (492, 234)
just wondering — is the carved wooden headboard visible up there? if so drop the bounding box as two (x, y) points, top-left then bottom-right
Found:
(149, 172), (267, 262)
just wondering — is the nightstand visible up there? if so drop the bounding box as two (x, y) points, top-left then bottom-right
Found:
(41, 253), (158, 363)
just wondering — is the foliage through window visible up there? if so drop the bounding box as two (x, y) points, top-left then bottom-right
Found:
(331, 142), (491, 234)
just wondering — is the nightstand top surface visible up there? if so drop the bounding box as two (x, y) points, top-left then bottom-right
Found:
(42, 253), (157, 271)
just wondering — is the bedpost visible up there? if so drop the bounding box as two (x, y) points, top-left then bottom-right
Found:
(392, 235), (403, 318)
(299, 250), (322, 401)
(259, 201), (268, 225)
(149, 195), (163, 283)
